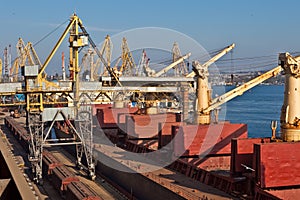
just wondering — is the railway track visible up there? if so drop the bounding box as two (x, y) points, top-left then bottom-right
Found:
(2, 113), (236, 200)
(3, 116), (129, 200)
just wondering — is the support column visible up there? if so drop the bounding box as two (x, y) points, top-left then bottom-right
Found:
(279, 53), (300, 141)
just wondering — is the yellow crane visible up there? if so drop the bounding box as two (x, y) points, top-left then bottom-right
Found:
(11, 38), (43, 82)
(97, 35), (112, 76)
(80, 35), (113, 80)
(119, 37), (136, 76)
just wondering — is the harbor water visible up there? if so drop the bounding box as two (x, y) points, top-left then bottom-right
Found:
(215, 85), (284, 138)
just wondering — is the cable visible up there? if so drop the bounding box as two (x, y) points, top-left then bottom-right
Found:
(33, 19), (69, 47)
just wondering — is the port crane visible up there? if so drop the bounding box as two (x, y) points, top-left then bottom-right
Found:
(172, 42), (189, 76)
(99, 35), (113, 76)
(11, 38), (43, 82)
(119, 37), (137, 76)
(24, 14), (110, 183)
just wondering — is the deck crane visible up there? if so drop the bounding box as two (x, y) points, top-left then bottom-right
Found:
(278, 53), (300, 142)
(186, 43), (235, 78)
(149, 43), (233, 78)
(193, 59), (282, 124)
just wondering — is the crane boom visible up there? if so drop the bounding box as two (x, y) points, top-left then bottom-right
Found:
(186, 43), (235, 78)
(203, 65), (282, 113)
(153, 53), (191, 77)
(39, 19), (76, 76)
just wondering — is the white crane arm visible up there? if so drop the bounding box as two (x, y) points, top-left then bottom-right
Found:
(186, 43), (235, 78)
(203, 65), (282, 113)
(153, 53), (191, 77)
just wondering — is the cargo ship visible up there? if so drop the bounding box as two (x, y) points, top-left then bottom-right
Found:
(53, 54), (300, 199)
(2, 13), (300, 199)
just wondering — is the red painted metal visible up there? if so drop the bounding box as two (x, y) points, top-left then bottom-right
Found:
(125, 113), (180, 138)
(266, 187), (300, 200)
(230, 137), (271, 175)
(158, 122), (185, 149)
(254, 142), (300, 188)
(96, 107), (138, 128)
(42, 151), (63, 175)
(173, 123), (248, 157)
(254, 185), (300, 200)
(187, 156), (231, 171)
(92, 103), (112, 115)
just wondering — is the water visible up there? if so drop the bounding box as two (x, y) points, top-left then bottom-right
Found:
(213, 85), (284, 138)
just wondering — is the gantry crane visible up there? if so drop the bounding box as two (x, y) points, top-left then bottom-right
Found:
(3, 45), (11, 79)
(119, 37), (136, 76)
(137, 49), (154, 76)
(25, 13), (117, 183)
(11, 38), (43, 82)
(80, 35), (113, 80)
(99, 35), (112, 75)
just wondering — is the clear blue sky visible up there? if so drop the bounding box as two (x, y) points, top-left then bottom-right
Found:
(1, 0), (300, 74)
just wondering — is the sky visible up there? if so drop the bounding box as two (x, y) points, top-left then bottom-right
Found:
(1, 0), (300, 75)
